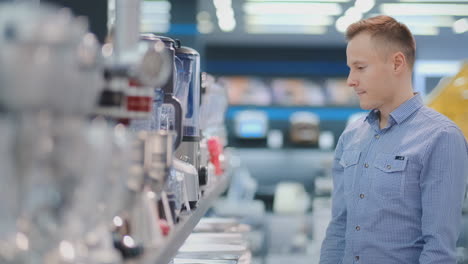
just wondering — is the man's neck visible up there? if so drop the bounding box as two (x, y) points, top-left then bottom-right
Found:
(378, 86), (415, 129)
(379, 113), (389, 130)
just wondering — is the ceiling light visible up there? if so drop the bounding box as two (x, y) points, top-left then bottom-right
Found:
(355, 0), (375, 13)
(415, 61), (462, 75)
(219, 18), (236, 32)
(392, 15), (455, 27)
(141, 22), (170, 33)
(243, 2), (342, 15)
(142, 1), (171, 14)
(381, 3), (468, 16)
(406, 25), (440, 35)
(453, 18), (468, 33)
(399, 0), (468, 2)
(246, 15), (333, 26)
(216, 8), (234, 18)
(246, 24), (327, 34)
(197, 11), (211, 22)
(337, 3), (368, 33)
(141, 1), (170, 33)
(198, 21), (214, 34)
(337, 0), (373, 33)
(141, 15), (170, 24)
(213, 0), (232, 9)
(213, 0), (236, 32)
(247, 0), (350, 2)
(345, 7), (363, 21)
(335, 16), (358, 33)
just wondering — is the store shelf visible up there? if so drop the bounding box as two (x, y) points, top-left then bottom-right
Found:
(235, 148), (333, 195)
(138, 174), (231, 264)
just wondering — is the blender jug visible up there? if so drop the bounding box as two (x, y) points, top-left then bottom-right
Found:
(174, 46), (201, 168)
(141, 34), (183, 149)
(172, 46), (202, 209)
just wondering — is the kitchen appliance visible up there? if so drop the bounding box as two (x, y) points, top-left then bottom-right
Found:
(289, 111), (320, 145)
(174, 46), (202, 169)
(0, 3), (123, 263)
(140, 34), (183, 149)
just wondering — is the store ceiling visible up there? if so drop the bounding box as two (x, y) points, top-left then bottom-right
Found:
(140, 0), (468, 59)
(198, 0), (468, 35)
(196, 0), (468, 48)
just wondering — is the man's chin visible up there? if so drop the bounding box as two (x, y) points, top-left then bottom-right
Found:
(359, 102), (373, 110)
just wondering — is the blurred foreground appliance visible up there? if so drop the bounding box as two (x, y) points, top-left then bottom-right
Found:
(0, 2), (124, 263)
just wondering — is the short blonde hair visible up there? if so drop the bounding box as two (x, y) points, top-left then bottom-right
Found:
(346, 15), (416, 70)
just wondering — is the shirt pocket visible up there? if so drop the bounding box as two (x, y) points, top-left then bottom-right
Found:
(372, 153), (408, 200)
(339, 150), (361, 195)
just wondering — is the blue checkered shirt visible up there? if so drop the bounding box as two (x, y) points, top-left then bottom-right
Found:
(320, 94), (468, 264)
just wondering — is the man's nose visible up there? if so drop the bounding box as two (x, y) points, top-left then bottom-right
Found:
(347, 73), (358, 87)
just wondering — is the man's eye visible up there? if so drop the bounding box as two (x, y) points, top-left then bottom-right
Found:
(358, 66), (365, 70)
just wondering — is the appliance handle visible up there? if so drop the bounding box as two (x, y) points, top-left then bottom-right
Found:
(163, 94), (183, 149)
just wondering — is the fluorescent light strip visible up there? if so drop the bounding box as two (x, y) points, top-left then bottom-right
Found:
(219, 19), (236, 32)
(141, 17), (170, 24)
(243, 2), (342, 15)
(335, 15), (361, 33)
(141, 12), (171, 17)
(246, 15), (333, 26)
(141, 16), (170, 26)
(355, 0), (375, 13)
(415, 61), (461, 75)
(399, 0), (468, 2)
(142, 1), (171, 13)
(246, 24), (327, 34)
(381, 3), (468, 16)
(345, 7), (364, 21)
(368, 14), (456, 27)
(213, 0), (236, 32)
(213, 0), (232, 9)
(393, 15), (455, 27)
(247, 0), (350, 2)
(216, 10), (234, 19)
(406, 25), (440, 35)
(141, 23), (170, 33)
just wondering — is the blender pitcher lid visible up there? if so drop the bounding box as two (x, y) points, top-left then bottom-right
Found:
(175, 46), (199, 56)
(140, 34), (179, 48)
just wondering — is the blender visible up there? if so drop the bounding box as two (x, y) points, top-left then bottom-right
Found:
(140, 34), (183, 149)
(173, 46), (203, 210)
(174, 46), (201, 169)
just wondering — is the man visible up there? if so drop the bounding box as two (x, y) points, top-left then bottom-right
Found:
(320, 15), (468, 264)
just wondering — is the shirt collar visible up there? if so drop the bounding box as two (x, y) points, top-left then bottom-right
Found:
(365, 109), (379, 124)
(365, 93), (424, 126)
(390, 93), (424, 124)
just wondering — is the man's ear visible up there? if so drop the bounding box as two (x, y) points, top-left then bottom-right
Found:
(392, 51), (406, 73)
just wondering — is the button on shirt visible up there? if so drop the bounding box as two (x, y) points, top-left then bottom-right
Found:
(320, 95), (468, 264)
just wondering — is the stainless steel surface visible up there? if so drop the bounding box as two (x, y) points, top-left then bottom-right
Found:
(175, 141), (200, 169)
(173, 158), (200, 205)
(144, 131), (173, 193)
(136, 175), (230, 264)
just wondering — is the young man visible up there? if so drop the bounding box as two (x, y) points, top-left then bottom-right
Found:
(320, 15), (468, 264)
